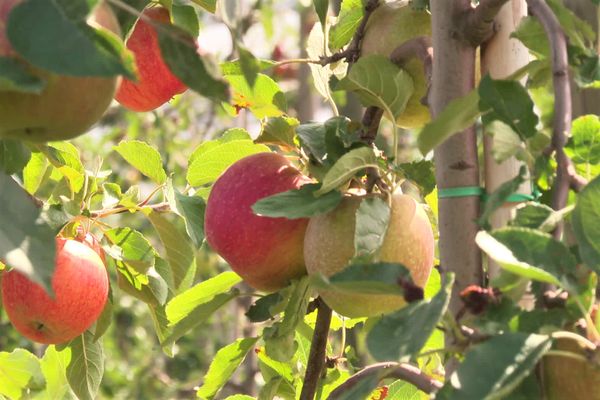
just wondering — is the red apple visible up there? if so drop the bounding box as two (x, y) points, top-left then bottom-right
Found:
(1, 238), (109, 344)
(204, 152), (311, 291)
(114, 6), (187, 112)
(0, 1), (121, 142)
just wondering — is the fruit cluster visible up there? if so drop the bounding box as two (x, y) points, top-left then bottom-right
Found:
(0, 3), (187, 142)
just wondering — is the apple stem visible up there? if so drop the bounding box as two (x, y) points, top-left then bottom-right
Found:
(299, 297), (332, 400)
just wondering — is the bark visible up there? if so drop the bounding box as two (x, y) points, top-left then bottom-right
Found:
(430, 0), (483, 313)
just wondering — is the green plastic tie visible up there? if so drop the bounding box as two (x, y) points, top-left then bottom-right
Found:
(438, 186), (485, 199)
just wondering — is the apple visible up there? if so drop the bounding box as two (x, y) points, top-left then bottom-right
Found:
(204, 152), (311, 291)
(0, 1), (121, 142)
(114, 6), (187, 112)
(542, 338), (600, 400)
(361, 2), (431, 129)
(304, 193), (434, 317)
(1, 238), (109, 344)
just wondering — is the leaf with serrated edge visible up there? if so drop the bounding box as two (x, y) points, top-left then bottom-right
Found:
(337, 55), (414, 122)
(438, 333), (551, 399)
(63, 332), (104, 400)
(166, 271), (242, 325)
(418, 89), (481, 155)
(476, 231), (561, 286)
(196, 337), (259, 400)
(316, 147), (379, 195)
(252, 184), (343, 219)
(366, 274), (453, 361)
(113, 141), (167, 185)
(0, 349), (44, 399)
(0, 173), (56, 293)
(354, 197), (391, 260)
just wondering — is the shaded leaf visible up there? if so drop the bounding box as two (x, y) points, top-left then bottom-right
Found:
(366, 274), (453, 361)
(354, 197), (391, 261)
(252, 184), (343, 219)
(64, 332), (104, 400)
(316, 146), (378, 195)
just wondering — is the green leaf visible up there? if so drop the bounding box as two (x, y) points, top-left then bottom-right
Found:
(511, 17), (549, 58)
(476, 231), (562, 286)
(0, 349), (44, 399)
(312, 262), (413, 296)
(0, 139), (30, 174)
(397, 160), (436, 196)
(329, 0), (363, 50)
(42, 142), (85, 195)
(328, 368), (389, 400)
(366, 274), (453, 361)
(63, 332), (105, 400)
(171, 4), (199, 37)
(166, 271), (242, 325)
(104, 227), (155, 273)
(167, 185), (206, 249)
(264, 278), (312, 362)
(157, 24), (229, 101)
(252, 184), (343, 219)
(23, 151), (48, 195)
(237, 43), (260, 88)
(0, 172), (56, 293)
(162, 291), (238, 348)
(479, 75), (538, 140)
(7, 0), (134, 78)
(418, 89), (481, 155)
(196, 337), (259, 400)
(386, 380), (424, 400)
(225, 73), (287, 118)
(0, 56), (45, 93)
(478, 166), (527, 229)
(245, 292), (287, 322)
(186, 135), (269, 187)
(113, 141), (167, 185)
(336, 55), (414, 122)
(255, 116), (299, 149)
(143, 209), (196, 292)
(313, 0), (329, 27)
(92, 297), (113, 342)
(316, 146), (379, 195)
(190, 0), (216, 13)
(510, 203), (554, 229)
(571, 175), (600, 274)
(565, 115), (600, 167)
(437, 333), (552, 400)
(354, 197), (391, 261)
(40, 346), (75, 400)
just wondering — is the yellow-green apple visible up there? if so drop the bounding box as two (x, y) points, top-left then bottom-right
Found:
(114, 6), (187, 112)
(204, 152), (311, 291)
(361, 1), (431, 129)
(1, 238), (109, 344)
(0, 1), (121, 142)
(304, 193), (434, 317)
(542, 337), (600, 400)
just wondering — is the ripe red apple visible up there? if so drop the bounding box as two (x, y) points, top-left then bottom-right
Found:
(0, 1), (121, 142)
(204, 152), (311, 291)
(304, 193), (434, 317)
(114, 6), (187, 112)
(1, 238), (109, 344)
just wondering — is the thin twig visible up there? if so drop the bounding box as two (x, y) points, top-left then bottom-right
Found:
(90, 201), (170, 218)
(461, 0), (511, 45)
(526, 0), (572, 238)
(319, 0), (381, 66)
(299, 298), (332, 400)
(327, 362), (443, 399)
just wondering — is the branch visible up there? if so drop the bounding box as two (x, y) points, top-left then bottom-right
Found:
(527, 0), (572, 238)
(90, 201), (170, 218)
(319, 0), (381, 66)
(328, 362), (443, 399)
(461, 0), (511, 45)
(299, 298), (332, 400)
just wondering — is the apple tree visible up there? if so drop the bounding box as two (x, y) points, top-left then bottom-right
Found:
(0, 0), (599, 399)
